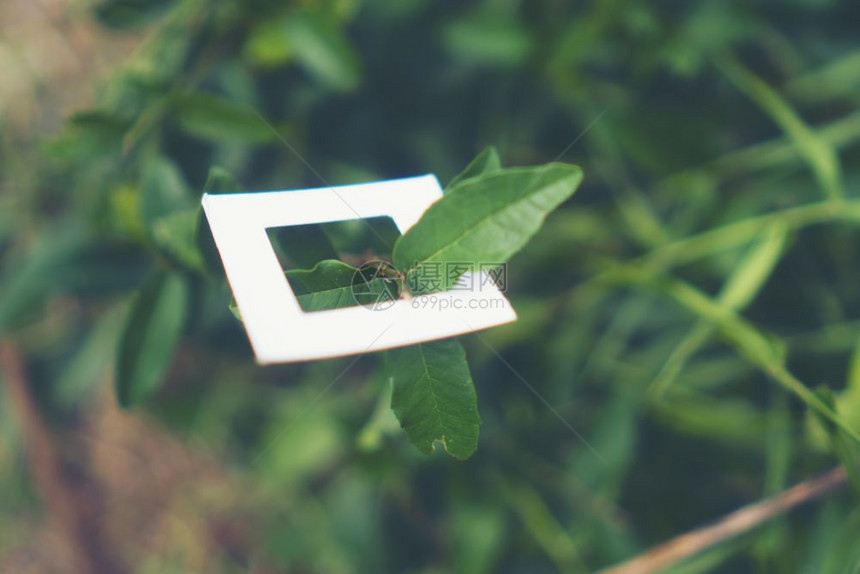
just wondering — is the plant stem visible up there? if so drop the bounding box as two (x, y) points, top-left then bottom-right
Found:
(596, 466), (847, 574)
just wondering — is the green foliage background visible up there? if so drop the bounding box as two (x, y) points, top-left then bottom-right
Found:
(2, 0), (860, 572)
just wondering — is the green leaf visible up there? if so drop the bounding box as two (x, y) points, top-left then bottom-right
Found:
(197, 167), (241, 275)
(140, 156), (192, 227)
(94, 0), (172, 30)
(267, 225), (340, 270)
(286, 260), (399, 312)
(55, 303), (127, 406)
(116, 272), (189, 408)
(386, 339), (480, 460)
(393, 163), (583, 293)
(443, 11), (532, 68)
(245, 9), (361, 90)
(651, 223), (788, 396)
(203, 166), (242, 195)
(717, 223), (788, 309)
(283, 11), (361, 92)
(810, 387), (860, 494)
(46, 111), (130, 161)
(616, 265), (860, 443)
(175, 93), (275, 144)
(152, 208), (205, 272)
(446, 146), (502, 191)
(717, 54), (846, 201)
(0, 224), (87, 332)
(831, 334), (860, 440)
(245, 18), (295, 68)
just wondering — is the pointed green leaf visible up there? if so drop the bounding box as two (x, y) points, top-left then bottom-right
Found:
(116, 272), (189, 408)
(393, 163), (583, 293)
(286, 260), (399, 311)
(718, 223), (788, 309)
(245, 18), (295, 68)
(152, 208), (205, 272)
(140, 156), (191, 227)
(828, 334), (860, 457)
(283, 11), (361, 92)
(810, 387), (860, 494)
(386, 339), (480, 460)
(446, 146), (502, 191)
(203, 166), (242, 195)
(397, 164), (581, 283)
(443, 11), (532, 68)
(0, 225), (86, 332)
(175, 93), (275, 144)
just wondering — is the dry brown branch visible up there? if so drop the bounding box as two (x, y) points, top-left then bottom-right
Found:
(597, 466), (847, 574)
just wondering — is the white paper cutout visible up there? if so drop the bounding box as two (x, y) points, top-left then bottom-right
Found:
(202, 175), (517, 364)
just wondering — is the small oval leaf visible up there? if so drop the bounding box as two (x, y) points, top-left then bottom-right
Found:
(116, 272), (189, 408)
(386, 339), (480, 460)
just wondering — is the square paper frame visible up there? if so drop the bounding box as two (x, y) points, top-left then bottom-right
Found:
(202, 175), (517, 364)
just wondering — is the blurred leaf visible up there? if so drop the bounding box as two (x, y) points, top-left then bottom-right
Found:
(94, 0), (172, 29)
(116, 272), (189, 407)
(282, 11), (361, 91)
(152, 208), (205, 272)
(653, 394), (766, 445)
(443, 10), (532, 68)
(55, 303), (128, 406)
(819, 506), (860, 573)
(259, 386), (344, 484)
(451, 503), (506, 574)
(831, 334), (860, 442)
(753, 394), (793, 563)
(110, 184), (147, 240)
(501, 478), (584, 572)
(286, 259), (397, 311)
(718, 224), (789, 308)
(659, 3), (746, 77)
(356, 379), (400, 452)
(46, 111), (130, 161)
(202, 166), (242, 195)
(0, 225), (86, 332)
(810, 388), (860, 494)
(393, 164), (583, 293)
(267, 224), (341, 270)
(140, 156), (192, 227)
(60, 242), (152, 296)
(175, 93), (275, 144)
(386, 339), (480, 460)
(717, 54), (846, 200)
(623, 267), (860, 442)
(245, 19), (295, 68)
(788, 49), (860, 103)
(446, 146), (502, 191)
(652, 223), (788, 395)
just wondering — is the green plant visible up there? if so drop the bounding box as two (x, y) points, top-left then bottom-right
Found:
(4, 0), (860, 572)
(118, 150), (582, 460)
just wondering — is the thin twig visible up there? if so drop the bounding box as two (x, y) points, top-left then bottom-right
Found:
(597, 466), (847, 574)
(0, 339), (124, 574)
